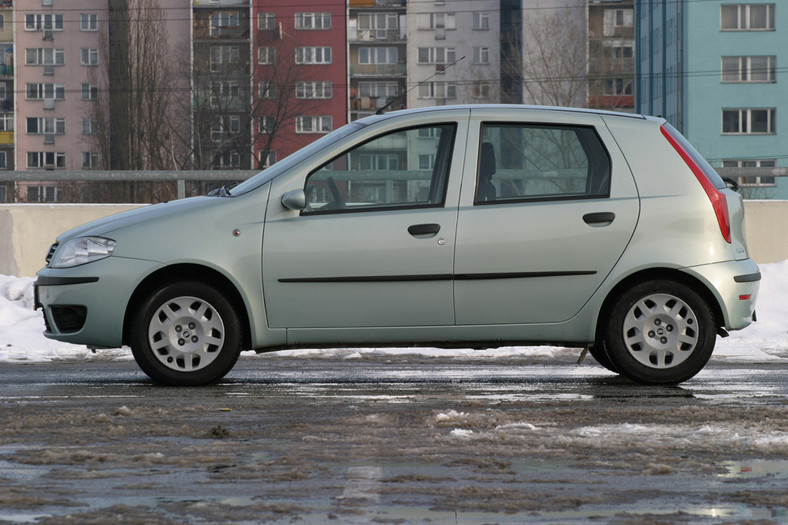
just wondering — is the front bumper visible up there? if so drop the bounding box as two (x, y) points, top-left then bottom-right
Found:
(35, 257), (164, 349)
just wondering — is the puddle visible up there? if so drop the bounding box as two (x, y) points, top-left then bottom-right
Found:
(719, 459), (788, 479)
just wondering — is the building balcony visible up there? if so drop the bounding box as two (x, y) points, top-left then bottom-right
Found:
(349, 0), (404, 8)
(0, 131), (14, 145)
(349, 63), (406, 77)
(348, 28), (405, 42)
(0, 63), (12, 77)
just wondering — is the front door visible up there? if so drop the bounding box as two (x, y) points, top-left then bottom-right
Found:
(263, 122), (463, 329)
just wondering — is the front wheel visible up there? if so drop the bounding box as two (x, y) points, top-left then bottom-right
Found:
(602, 280), (716, 385)
(130, 281), (242, 386)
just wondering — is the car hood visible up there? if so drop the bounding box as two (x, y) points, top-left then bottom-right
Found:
(56, 196), (221, 243)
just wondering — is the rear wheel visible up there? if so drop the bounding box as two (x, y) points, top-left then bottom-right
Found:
(130, 281), (242, 386)
(602, 280), (716, 385)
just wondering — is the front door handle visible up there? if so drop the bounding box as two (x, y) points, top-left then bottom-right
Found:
(408, 223), (441, 237)
(583, 212), (615, 225)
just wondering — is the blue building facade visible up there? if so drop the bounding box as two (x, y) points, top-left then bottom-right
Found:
(636, 1), (787, 198)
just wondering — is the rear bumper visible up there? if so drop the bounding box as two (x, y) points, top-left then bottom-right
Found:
(684, 258), (760, 331)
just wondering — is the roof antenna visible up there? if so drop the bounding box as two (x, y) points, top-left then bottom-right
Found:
(376, 56), (465, 115)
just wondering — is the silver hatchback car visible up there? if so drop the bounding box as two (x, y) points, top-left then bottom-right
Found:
(35, 106), (760, 386)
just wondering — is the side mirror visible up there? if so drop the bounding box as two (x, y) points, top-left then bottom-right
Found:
(281, 189), (306, 211)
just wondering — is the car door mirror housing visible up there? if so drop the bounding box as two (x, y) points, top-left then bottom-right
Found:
(281, 189), (306, 211)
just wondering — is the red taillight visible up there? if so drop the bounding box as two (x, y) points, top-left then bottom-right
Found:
(660, 125), (731, 244)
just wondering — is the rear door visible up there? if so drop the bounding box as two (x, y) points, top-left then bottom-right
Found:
(454, 109), (640, 325)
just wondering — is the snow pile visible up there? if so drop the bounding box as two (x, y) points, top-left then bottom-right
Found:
(1, 262), (786, 363)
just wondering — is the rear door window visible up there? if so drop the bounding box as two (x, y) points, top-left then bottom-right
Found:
(475, 123), (611, 204)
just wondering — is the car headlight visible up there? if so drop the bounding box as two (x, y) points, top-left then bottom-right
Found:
(50, 237), (117, 268)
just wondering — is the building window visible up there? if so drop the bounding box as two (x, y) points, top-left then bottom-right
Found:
(722, 108), (776, 134)
(211, 116), (241, 142)
(722, 56), (776, 83)
(473, 12), (489, 30)
(722, 159), (776, 186)
(418, 82), (457, 99)
(296, 81), (332, 99)
(0, 152), (6, 170)
(721, 4), (774, 30)
(0, 113), (13, 131)
(27, 186), (60, 202)
(472, 47), (490, 64)
(257, 47), (275, 65)
(82, 152), (100, 168)
(82, 83), (98, 100)
(295, 12), (331, 30)
(417, 47), (456, 65)
(26, 117), (65, 134)
(260, 150), (276, 168)
(296, 116), (332, 133)
(358, 47), (398, 64)
(210, 12), (239, 36)
(26, 83), (66, 100)
(25, 48), (65, 66)
(604, 78), (633, 96)
(82, 118), (97, 135)
(81, 48), (99, 66)
(472, 81), (491, 99)
(258, 12), (275, 30)
(212, 151), (241, 169)
(418, 12), (456, 30)
(27, 152), (65, 169)
(211, 81), (239, 107)
(210, 45), (239, 72)
(295, 47), (332, 64)
(80, 13), (98, 31)
(25, 13), (64, 31)
(258, 81), (276, 99)
(259, 116), (275, 134)
(358, 12), (399, 33)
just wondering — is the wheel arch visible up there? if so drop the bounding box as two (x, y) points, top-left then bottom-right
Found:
(594, 268), (724, 345)
(122, 264), (252, 350)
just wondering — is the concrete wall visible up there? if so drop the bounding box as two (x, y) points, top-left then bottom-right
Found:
(0, 201), (785, 277)
(0, 204), (144, 277)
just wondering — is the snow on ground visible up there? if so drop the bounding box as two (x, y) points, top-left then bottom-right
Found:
(1, 263), (786, 363)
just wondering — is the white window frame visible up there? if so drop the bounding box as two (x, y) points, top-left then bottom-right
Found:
(417, 47), (456, 65)
(27, 152), (65, 169)
(258, 12), (275, 30)
(473, 47), (490, 64)
(258, 81), (276, 99)
(26, 117), (65, 135)
(25, 48), (65, 66)
(0, 113), (14, 132)
(80, 13), (98, 31)
(260, 150), (276, 168)
(722, 108), (776, 134)
(418, 82), (457, 99)
(82, 117), (97, 135)
(210, 11), (240, 36)
(472, 12), (489, 30)
(25, 13), (64, 31)
(81, 83), (98, 100)
(296, 81), (333, 99)
(295, 47), (332, 65)
(722, 158), (777, 187)
(358, 47), (398, 65)
(26, 83), (66, 100)
(296, 116), (333, 134)
(82, 151), (100, 168)
(721, 56), (776, 83)
(295, 12), (332, 30)
(721, 4), (775, 31)
(210, 45), (240, 72)
(257, 47), (275, 65)
(81, 48), (99, 66)
(259, 116), (275, 134)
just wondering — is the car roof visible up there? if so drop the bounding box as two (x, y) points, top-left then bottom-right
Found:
(358, 104), (651, 126)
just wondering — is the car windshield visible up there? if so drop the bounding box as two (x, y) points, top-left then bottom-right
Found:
(227, 122), (368, 197)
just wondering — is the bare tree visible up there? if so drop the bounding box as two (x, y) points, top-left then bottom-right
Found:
(89, 0), (190, 173)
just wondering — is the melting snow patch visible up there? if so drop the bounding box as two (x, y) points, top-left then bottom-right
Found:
(450, 429), (474, 438)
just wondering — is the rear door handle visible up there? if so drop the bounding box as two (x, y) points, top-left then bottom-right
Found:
(583, 212), (616, 225)
(408, 223), (441, 237)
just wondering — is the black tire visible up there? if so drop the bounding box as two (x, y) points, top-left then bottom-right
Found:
(588, 343), (620, 374)
(130, 281), (242, 386)
(602, 279), (716, 385)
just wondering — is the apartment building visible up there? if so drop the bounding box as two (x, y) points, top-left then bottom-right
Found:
(348, 0), (407, 121)
(13, 0), (107, 201)
(587, 0), (634, 111)
(253, 0), (347, 166)
(407, 0), (501, 108)
(636, 1), (788, 197)
(0, 0), (13, 185)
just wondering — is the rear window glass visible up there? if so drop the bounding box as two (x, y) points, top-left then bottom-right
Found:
(662, 124), (726, 190)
